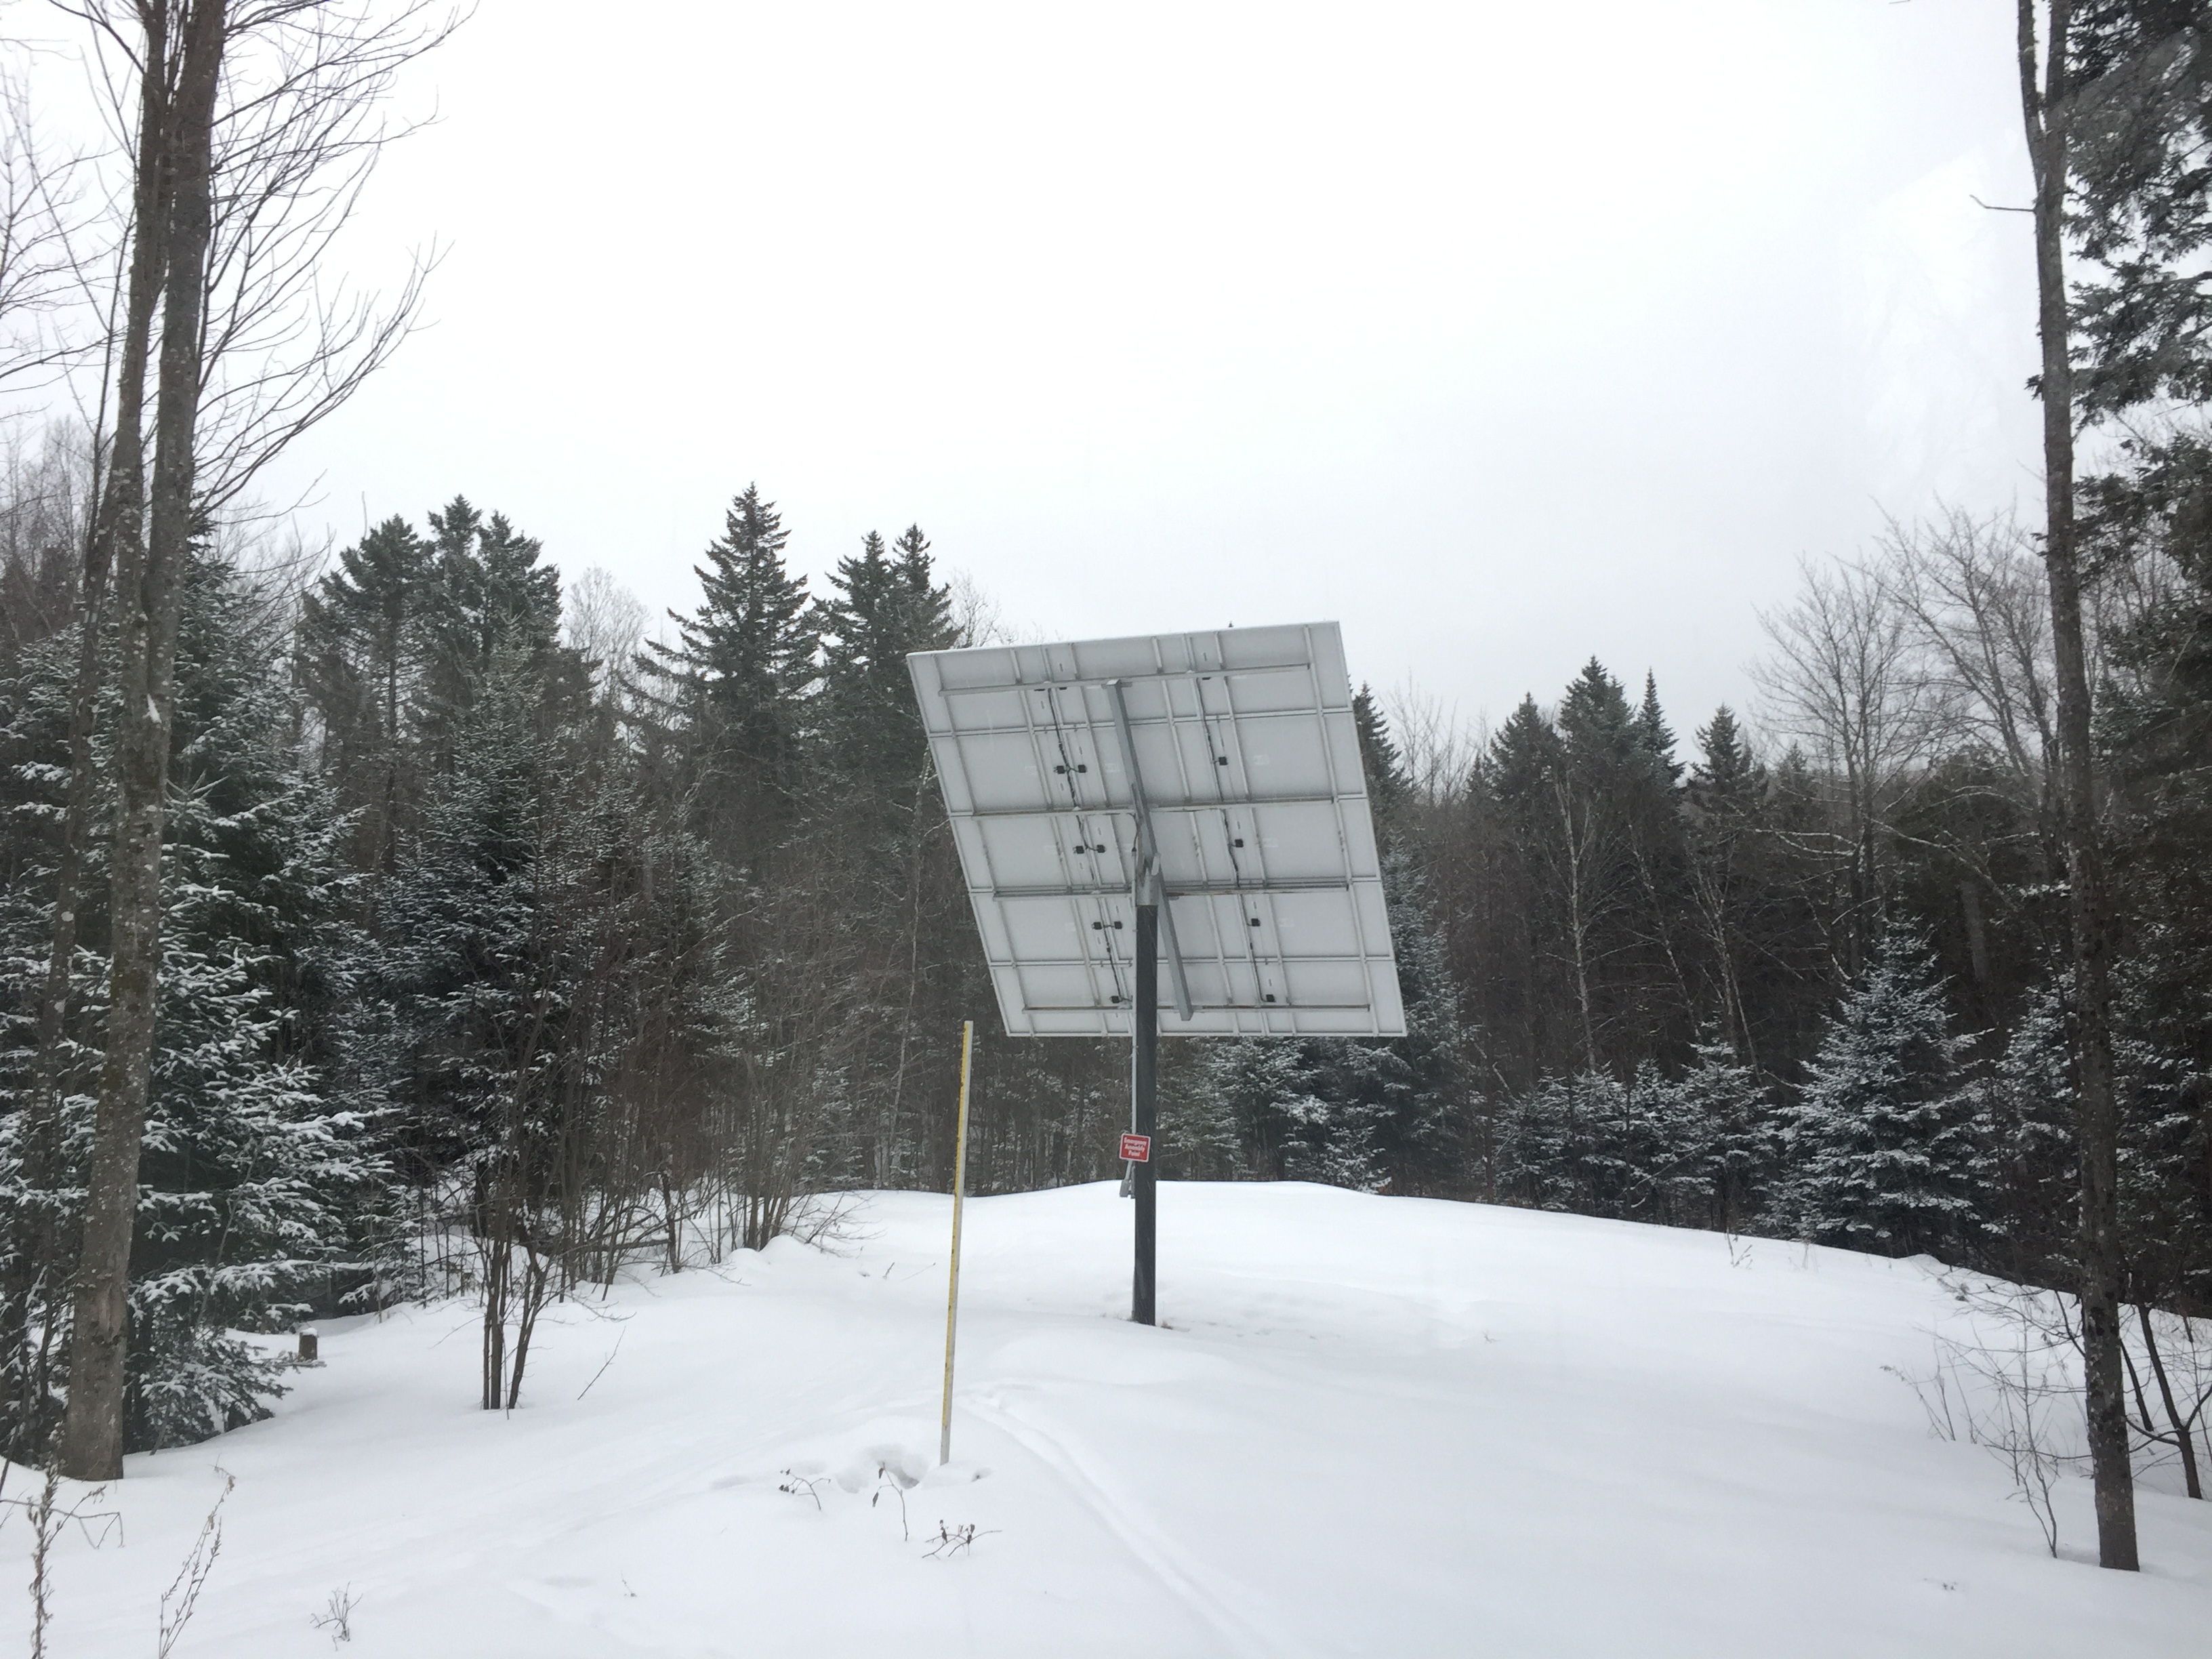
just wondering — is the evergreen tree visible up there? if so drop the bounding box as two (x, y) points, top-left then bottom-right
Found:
(296, 515), (438, 871)
(1557, 658), (1633, 757)
(1666, 1031), (1776, 1233)
(1611, 1061), (1683, 1222)
(796, 523), (958, 1184)
(129, 555), (383, 1448)
(1495, 1070), (1631, 1214)
(3, 552), (381, 1454)
(1485, 695), (1557, 802)
(814, 523), (954, 816)
(1465, 697), (1565, 1089)
(1193, 1038), (1379, 1186)
(1683, 705), (1827, 1073)
(1685, 707), (1761, 1061)
(419, 497), (575, 762)
(1543, 659), (1695, 1071)
(1783, 923), (1986, 1258)
(1155, 1042), (1246, 1180)
(0, 607), (100, 1456)
(380, 650), (554, 1182)
(1635, 670), (1683, 784)
(2087, 430), (2212, 1317)
(428, 496), (562, 668)
(2114, 962), (2212, 1318)
(1977, 975), (2078, 1286)
(1353, 684), (1410, 827)
(642, 485), (816, 867)
(1689, 707), (1757, 804)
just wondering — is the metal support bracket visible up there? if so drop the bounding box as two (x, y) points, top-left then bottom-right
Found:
(1107, 679), (1195, 1021)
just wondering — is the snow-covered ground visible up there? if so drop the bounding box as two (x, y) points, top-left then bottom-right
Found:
(6, 1182), (2209, 1656)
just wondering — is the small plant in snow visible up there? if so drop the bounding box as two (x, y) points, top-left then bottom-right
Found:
(787, 1192), (870, 1253)
(777, 1469), (827, 1511)
(26, 1461), (63, 1659)
(1887, 1293), (2076, 1559)
(310, 1586), (359, 1646)
(922, 1520), (997, 1559)
(1884, 1350), (1960, 1442)
(157, 1471), (235, 1658)
(872, 1462), (911, 1541)
(5, 1453), (123, 1659)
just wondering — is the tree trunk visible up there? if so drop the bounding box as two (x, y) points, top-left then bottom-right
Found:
(3, 14), (175, 1465)
(1555, 775), (1600, 1072)
(2135, 1302), (2203, 1500)
(9, 2), (178, 1443)
(1959, 878), (1993, 997)
(59, 0), (230, 1483)
(2016, 0), (2138, 1571)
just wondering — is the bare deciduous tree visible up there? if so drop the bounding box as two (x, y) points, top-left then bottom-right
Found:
(0, 65), (91, 393)
(57, 0), (455, 1482)
(1882, 509), (2059, 804)
(190, 1), (452, 510)
(56, 0), (227, 1485)
(563, 564), (647, 698)
(1753, 556), (1951, 968)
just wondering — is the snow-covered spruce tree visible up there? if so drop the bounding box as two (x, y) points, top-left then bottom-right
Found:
(1492, 1074), (1572, 1210)
(1324, 844), (1463, 1187)
(1782, 922), (1986, 1260)
(1976, 977), (2078, 1287)
(379, 642), (587, 1408)
(418, 497), (573, 756)
(378, 647), (552, 1185)
(373, 579), (752, 1398)
(1666, 1031), (1778, 1233)
(1194, 1036), (1385, 1189)
(1154, 1041), (1246, 1181)
(127, 554), (383, 1450)
(2112, 956), (2212, 1325)
(1, 552), (382, 1454)
(1620, 1060), (1704, 1226)
(1494, 1070), (1629, 1215)
(2096, 503), (2212, 1326)
(1291, 693), (1460, 1188)
(575, 785), (748, 1277)
(636, 484), (817, 875)
(0, 611), (100, 1457)
(804, 524), (962, 1189)
(1486, 1042), (1774, 1232)
(812, 525), (954, 831)
(1153, 1099), (1244, 1182)
(294, 514), (442, 874)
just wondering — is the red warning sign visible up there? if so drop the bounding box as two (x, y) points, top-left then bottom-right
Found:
(1120, 1133), (1152, 1164)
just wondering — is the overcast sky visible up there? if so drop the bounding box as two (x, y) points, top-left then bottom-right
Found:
(239, 1), (2043, 748)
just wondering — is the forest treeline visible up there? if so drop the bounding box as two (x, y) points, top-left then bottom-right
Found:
(1, 454), (2208, 1473)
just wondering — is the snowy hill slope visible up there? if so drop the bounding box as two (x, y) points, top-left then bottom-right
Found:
(6, 1183), (2209, 1657)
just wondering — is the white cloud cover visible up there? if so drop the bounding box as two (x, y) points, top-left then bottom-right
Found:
(30, 1), (2053, 741)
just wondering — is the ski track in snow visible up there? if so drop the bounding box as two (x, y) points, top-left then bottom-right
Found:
(968, 1392), (1294, 1659)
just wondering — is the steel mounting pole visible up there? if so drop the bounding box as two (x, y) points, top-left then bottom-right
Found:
(1132, 898), (1158, 1326)
(1106, 676), (1171, 1326)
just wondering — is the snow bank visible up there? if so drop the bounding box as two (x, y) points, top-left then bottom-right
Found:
(5, 1183), (2208, 1656)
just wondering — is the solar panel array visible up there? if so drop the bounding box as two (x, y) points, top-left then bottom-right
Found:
(907, 622), (1406, 1038)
